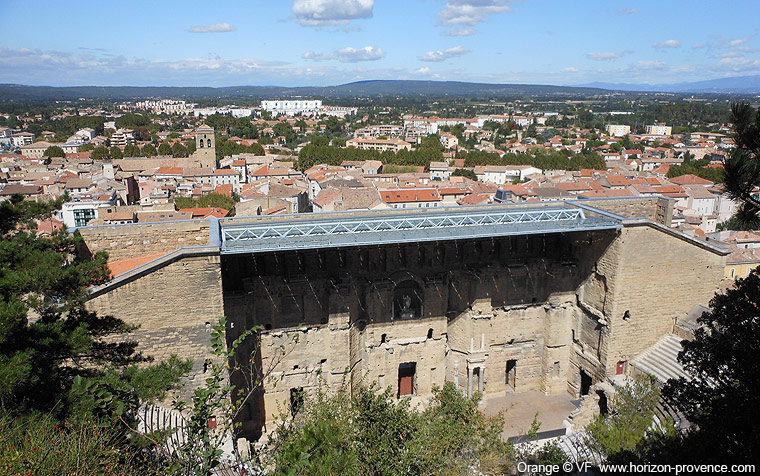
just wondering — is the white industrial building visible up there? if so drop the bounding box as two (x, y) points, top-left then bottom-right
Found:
(261, 100), (322, 117)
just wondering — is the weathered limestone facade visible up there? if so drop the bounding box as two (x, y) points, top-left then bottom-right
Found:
(78, 219), (212, 261)
(221, 225), (724, 440)
(87, 253), (224, 400)
(82, 198), (725, 442)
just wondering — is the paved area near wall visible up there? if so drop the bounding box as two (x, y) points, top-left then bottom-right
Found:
(481, 391), (580, 439)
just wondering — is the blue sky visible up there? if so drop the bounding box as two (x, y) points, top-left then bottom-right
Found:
(1, 0), (759, 87)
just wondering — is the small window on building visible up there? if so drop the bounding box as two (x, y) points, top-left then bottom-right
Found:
(730, 268), (736, 278)
(398, 362), (416, 397)
(381, 333), (387, 344)
(427, 328), (433, 339)
(290, 387), (304, 416)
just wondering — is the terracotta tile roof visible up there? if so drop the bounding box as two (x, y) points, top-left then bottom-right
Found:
(457, 193), (492, 205)
(579, 189), (635, 198)
(312, 188), (342, 207)
(262, 205), (288, 215)
(214, 184), (234, 197)
(214, 169), (239, 176)
(380, 188), (441, 203)
(668, 174), (714, 185)
(177, 207), (230, 218)
(108, 252), (167, 277)
(155, 166), (184, 175)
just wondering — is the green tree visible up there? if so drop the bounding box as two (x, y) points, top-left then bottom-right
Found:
(452, 168), (478, 181)
(585, 375), (661, 460)
(158, 143), (172, 156)
(79, 143), (95, 152)
(44, 145), (65, 157)
(123, 144), (140, 157)
(173, 193), (236, 215)
(311, 135), (329, 147)
(0, 195), (190, 471)
(171, 142), (188, 158)
(271, 383), (511, 476)
(110, 146), (123, 160)
(0, 195), (189, 416)
(142, 143), (158, 157)
(657, 269), (760, 462)
(332, 137), (347, 147)
(722, 102), (760, 227)
(91, 145), (109, 161)
(294, 119), (307, 132)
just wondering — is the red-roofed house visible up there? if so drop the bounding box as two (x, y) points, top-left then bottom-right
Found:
(668, 174), (714, 186)
(380, 188), (441, 209)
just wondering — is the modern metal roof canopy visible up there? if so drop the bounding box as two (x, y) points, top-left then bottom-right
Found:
(218, 203), (622, 254)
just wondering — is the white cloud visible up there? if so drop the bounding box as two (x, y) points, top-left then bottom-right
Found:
(336, 46), (384, 62)
(187, 22), (236, 33)
(586, 52), (622, 61)
(562, 67), (579, 72)
(302, 50), (333, 61)
(717, 56), (760, 71)
(729, 38), (748, 47)
(414, 66), (431, 74)
(0, 46), (323, 85)
(652, 39), (681, 49)
(303, 45), (384, 63)
(293, 0), (373, 26)
(418, 46), (469, 62)
(443, 28), (476, 37)
(617, 7), (638, 14)
(632, 60), (666, 70)
(692, 43), (706, 49)
(438, 0), (512, 26)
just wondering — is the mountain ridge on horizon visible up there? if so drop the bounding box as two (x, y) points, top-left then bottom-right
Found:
(573, 74), (760, 93)
(1, 75), (759, 101)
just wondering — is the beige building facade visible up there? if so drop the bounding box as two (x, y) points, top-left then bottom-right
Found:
(84, 199), (727, 442)
(194, 124), (216, 169)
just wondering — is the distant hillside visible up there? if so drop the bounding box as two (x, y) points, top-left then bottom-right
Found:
(576, 75), (760, 94)
(0, 80), (607, 102)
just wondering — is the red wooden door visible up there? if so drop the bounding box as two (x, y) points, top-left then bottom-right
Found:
(616, 361), (626, 375)
(398, 365), (415, 396)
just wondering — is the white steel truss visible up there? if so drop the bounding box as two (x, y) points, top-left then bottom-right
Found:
(219, 206), (621, 254)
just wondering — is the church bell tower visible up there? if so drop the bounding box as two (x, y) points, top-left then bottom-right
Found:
(195, 124), (216, 169)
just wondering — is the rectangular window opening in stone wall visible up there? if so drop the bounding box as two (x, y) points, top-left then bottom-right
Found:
(580, 369), (593, 396)
(290, 387), (304, 416)
(506, 359), (517, 393)
(398, 362), (416, 397)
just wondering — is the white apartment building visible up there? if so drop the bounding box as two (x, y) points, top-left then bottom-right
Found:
(75, 128), (96, 141)
(59, 193), (118, 228)
(474, 165), (542, 184)
(354, 124), (404, 138)
(322, 106), (358, 118)
(110, 129), (136, 147)
(135, 99), (195, 114)
(645, 124), (673, 136)
(193, 107), (254, 118)
(439, 132), (459, 149)
(261, 100), (323, 117)
(346, 137), (412, 153)
(11, 132), (35, 147)
(403, 117), (438, 135)
(605, 124), (631, 137)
